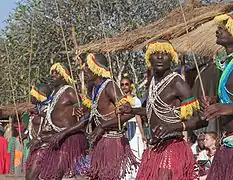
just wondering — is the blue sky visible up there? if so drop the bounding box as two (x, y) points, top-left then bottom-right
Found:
(0, 0), (18, 30)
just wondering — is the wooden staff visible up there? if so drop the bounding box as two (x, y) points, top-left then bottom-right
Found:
(179, 1), (206, 100)
(4, 42), (23, 144)
(71, 25), (86, 95)
(97, 0), (121, 131)
(54, 0), (81, 109)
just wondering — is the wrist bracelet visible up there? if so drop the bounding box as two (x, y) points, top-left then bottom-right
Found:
(181, 122), (186, 131)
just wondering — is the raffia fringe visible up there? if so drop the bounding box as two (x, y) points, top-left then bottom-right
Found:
(214, 13), (233, 36)
(30, 86), (47, 102)
(180, 97), (200, 119)
(86, 53), (111, 78)
(50, 63), (75, 85)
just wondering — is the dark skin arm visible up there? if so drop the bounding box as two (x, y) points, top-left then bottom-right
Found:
(170, 78), (208, 132)
(204, 103), (233, 120)
(101, 81), (134, 129)
(119, 77), (208, 138)
(172, 77), (208, 131)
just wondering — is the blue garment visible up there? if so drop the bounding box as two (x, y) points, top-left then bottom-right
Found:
(218, 55), (233, 103)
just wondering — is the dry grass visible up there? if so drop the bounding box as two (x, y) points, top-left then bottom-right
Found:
(0, 102), (33, 117)
(78, 3), (233, 56)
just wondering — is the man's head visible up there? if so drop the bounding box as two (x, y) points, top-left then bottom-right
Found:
(84, 53), (111, 82)
(214, 13), (233, 47)
(30, 83), (52, 104)
(145, 39), (178, 73)
(50, 63), (74, 87)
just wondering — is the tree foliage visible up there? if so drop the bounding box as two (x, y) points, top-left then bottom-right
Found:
(0, 0), (217, 104)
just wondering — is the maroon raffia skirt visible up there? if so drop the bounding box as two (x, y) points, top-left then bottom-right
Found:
(26, 132), (87, 179)
(206, 146), (233, 180)
(86, 133), (139, 180)
(136, 138), (197, 180)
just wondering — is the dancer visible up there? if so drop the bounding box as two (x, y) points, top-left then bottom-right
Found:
(0, 124), (10, 174)
(201, 13), (233, 180)
(58, 53), (138, 180)
(119, 39), (208, 180)
(26, 63), (87, 180)
(28, 83), (52, 140)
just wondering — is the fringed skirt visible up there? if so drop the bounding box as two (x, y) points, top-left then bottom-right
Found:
(206, 146), (233, 180)
(26, 132), (87, 179)
(136, 137), (197, 180)
(86, 132), (139, 180)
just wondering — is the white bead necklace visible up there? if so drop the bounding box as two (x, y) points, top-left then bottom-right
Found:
(90, 79), (113, 126)
(45, 85), (72, 132)
(146, 72), (182, 124)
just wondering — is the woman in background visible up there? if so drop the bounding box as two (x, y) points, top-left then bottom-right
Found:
(120, 73), (146, 179)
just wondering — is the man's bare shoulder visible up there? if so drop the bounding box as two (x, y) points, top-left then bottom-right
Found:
(171, 74), (186, 87)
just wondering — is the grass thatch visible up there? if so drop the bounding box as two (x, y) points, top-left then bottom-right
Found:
(0, 102), (34, 117)
(78, 3), (233, 56)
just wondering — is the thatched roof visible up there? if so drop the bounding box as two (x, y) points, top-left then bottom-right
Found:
(78, 3), (233, 56)
(0, 102), (34, 117)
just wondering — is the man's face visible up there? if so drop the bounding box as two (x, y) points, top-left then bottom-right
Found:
(84, 65), (97, 82)
(149, 52), (171, 73)
(216, 26), (233, 46)
(50, 70), (63, 86)
(120, 79), (131, 94)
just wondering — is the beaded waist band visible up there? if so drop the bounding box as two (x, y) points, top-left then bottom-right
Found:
(103, 131), (123, 138)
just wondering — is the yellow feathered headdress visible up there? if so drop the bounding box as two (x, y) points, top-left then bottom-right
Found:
(214, 13), (233, 36)
(30, 86), (47, 102)
(86, 53), (111, 78)
(50, 63), (75, 85)
(145, 41), (179, 68)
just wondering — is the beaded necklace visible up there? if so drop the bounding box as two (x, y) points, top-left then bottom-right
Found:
(45, 85), (72, 132)
(146, 72), (182, 124)
(89, 79), (112, 127)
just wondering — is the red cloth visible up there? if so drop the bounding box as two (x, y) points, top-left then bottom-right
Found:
(0, 136), (10, 174)
(137, 138), (197, 180)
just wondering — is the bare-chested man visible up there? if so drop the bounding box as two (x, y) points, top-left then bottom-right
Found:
(119, 40), (208, 179)
(26, 63), (87, 180)
(58, 53), (138, 179)
(201, 13), (233, 180)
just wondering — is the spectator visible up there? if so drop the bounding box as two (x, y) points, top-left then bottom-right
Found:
(197, 132), (220, 178)
(0, 124), (10, 174)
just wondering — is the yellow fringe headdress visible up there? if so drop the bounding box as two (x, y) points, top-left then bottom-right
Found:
(214, 13), (233, 36)
(145, 41), (179, 68)
(115, 95), (134, 107)
(180, 96), (200, 120)
(30, 86), (47, 102)
(50, 63), (75, 85)
(86, 53), (111, 78)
